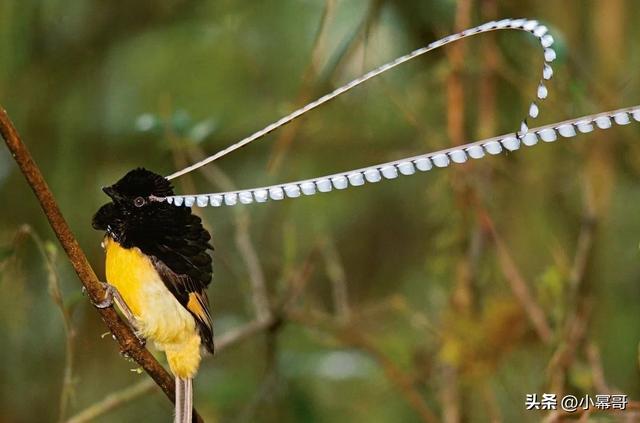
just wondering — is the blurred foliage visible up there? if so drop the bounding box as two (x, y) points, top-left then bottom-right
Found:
(1, 0), (640, 422)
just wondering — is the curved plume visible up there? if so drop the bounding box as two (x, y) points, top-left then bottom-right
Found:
(158, 18), (639, 209)
(165, 18), (555, 181)
(163, 106), (640, 208)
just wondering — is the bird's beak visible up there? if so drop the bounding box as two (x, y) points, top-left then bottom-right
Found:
(102, 186), (117, 199)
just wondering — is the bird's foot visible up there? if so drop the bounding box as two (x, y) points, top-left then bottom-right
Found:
(91, 282), (146, 347)
(133, 331), (146, 347)
(93, 282), (115, 309)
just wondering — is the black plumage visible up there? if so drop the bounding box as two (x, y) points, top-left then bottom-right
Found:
(92, 168), (214, 353)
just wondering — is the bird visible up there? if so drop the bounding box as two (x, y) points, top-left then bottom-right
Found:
(92, 168), (214, 423)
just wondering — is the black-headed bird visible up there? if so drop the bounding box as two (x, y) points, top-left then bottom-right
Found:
(92, 168), (214, 423)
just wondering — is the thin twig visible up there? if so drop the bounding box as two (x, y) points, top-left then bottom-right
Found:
(266, 0), (336, 172)
(186, 147), (272, 322)
(444, 0), (470, 148)
(280, 246), (320, 312)
(476, 7), (501, 423)
(585, 342), (610, 394)
(232, 370), (280, 423)
(14, 225), (77, 422)
(568, 182), (598, 297)
(480, 379), (502, 423)
(543, 401), (640, 422)
(66, 380), (154, 423)
(547, 180), (598, 394)
(348, 330), (438, 423)
(479, 210), (553, 344)
(216, 318), (276, 348)
(441, 3), (472, 422)
(163, 112), (271, 322)
(440, 365), (460, 423)
(0, 107), (203, 422)
(65, 316), (277, 423)
(547, 300), (593, 394)
(288, 310), (439, 423)
(477, 0), (498, 140)
(233, 210), (271, 321)
(320, 237), (350, 323)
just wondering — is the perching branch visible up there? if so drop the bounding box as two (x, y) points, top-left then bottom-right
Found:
(0, 106), (203, 422)
(66, 316), (277, 423)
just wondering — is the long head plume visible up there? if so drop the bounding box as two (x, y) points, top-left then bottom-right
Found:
(163, 106), (640, 208)
(165, 18), (554, 181)
(160, 18), (640, 208)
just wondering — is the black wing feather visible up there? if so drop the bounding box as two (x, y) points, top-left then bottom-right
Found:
(137, 205), (215, 353)
(151, 257), (214, 353)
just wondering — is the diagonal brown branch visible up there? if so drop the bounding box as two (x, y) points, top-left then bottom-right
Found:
(479, 210), (553, 344)
(0, 107), (203, 422)
(288, 310), (439, 423)
(345, 329), (439, 423)
(66, 317), (277, 423)
(547, 180), (599, 395)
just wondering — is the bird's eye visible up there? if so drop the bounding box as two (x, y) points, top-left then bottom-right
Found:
(133, 197), (146, 207)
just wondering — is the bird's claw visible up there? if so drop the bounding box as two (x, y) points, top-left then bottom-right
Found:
(90, 282), (145, 346)
(93, 283), (115, 309)
(134, 332), (147, 347)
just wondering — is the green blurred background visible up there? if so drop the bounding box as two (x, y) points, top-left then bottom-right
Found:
(1, 1), (639, 422)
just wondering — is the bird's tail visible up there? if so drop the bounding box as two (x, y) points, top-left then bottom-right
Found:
(174, 377), (193, 423)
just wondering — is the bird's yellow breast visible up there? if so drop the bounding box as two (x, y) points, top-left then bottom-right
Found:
(103, 237), (202, 378)
(104, 237), (153, 317)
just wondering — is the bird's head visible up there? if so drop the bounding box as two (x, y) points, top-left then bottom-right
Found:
(92, 168), (174, 233)
(101, 168), (173, 207)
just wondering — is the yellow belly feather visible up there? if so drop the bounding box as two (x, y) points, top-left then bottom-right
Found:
(104, 237), (201, 378)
